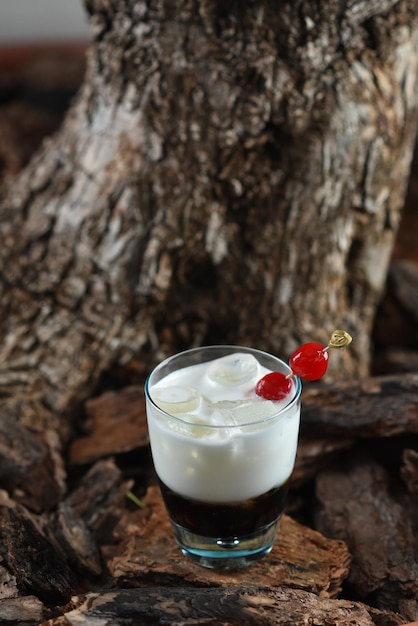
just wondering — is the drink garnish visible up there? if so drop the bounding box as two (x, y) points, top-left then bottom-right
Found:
(289, 341), (329, 381)
(327, 329), (353, 349)
(255, 372), (292, 400)
(255, 329), (353, 398)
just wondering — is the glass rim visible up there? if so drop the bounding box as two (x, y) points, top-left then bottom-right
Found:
(145, 344), (302, 429)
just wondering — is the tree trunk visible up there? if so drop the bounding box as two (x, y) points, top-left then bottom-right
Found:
(1, 0), (418, 435)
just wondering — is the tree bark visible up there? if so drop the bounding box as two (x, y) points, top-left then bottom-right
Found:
(1, 0), (418, 435)
(41, 587), (404, 626)
(315, 448), (418, 621)
(1, 371), (417, 623)
(107, 485), (351, 598)
(0, 596), (45, 626)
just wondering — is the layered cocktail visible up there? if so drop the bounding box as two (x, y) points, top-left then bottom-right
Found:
(145, 345), (301, 569)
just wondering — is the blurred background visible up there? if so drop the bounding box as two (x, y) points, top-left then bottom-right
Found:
(0, 0), (89, 177)
(0, 0), (88, 44)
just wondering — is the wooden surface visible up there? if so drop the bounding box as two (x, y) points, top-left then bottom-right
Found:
(41, 587), (404, 626)
(107, 486), (350, 598)
(315, 448), (418, 621)
(1, 372), (418, 623)
(69, 386), (149, 465)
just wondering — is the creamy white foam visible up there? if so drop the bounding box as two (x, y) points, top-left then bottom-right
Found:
(146, 352), (301, 502)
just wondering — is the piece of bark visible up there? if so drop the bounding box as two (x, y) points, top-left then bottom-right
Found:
(290, 372), (418, 486)
(0, 490), (77, 604)
(64, 458), (131, 533)
(68, 387), (148, 465)
(0, 595), (45, 626)
(53, 500), (102, 578)
(0, 401), (64, 512)
(291, 435), (354, 487)
(314, 448), (418, 622)
(107, 486), (350, 598)
(0, 564), (18, 600)
(52, 459), (133, 577)
(300, 373), (418, 438)
(40, 586), (404, 626)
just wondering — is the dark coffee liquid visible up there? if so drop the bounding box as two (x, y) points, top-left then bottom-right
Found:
(159, 479), (288, 538)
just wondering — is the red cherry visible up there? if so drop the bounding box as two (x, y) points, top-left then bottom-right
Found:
(255, 372), (292, 400)
(289, 342), (329, 381)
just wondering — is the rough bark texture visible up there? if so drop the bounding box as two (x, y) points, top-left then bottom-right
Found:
(1, 0), (418, 436)
(41, 587), (404, 626)
(0, 8), (418, 626)
(0, 367), (418, 623)
(300, 372), (418, 437)
(315, 448), (418, 621)
(0, 596), (45, 626)
(69, 386), (149, 465)
(107, 485), (351, 598)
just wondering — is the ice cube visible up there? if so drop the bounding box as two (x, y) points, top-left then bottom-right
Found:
(167, 413), (213, 438)
(206, 399), (245, 410)
(206, 410), (237, 441)
(229, 400), (277, 425)
(207, 353), (258, 386)
(210, 408), (237, 426)
(207, 398), (277, 427)
(152, 385), (200, 414)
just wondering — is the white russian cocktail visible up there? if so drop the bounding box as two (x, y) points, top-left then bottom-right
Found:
(145, 345), (301, 569)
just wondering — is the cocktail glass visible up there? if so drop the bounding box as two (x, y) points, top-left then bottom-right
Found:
(145, 345), (301, 570)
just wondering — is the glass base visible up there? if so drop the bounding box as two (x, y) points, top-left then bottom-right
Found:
(170, 519), (279, 570)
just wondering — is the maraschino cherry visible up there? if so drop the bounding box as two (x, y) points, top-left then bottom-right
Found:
(255, 330), (352, 400)
(289, 341), (329, 381)
(255, 372), (292, 400)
